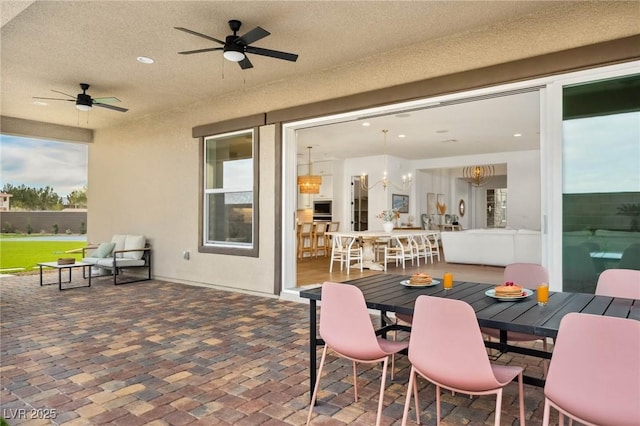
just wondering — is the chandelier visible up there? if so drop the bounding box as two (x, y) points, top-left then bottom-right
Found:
(297, 146), (322, 194)
(463, 165), (495, 187)
(360, 129), (412, 191)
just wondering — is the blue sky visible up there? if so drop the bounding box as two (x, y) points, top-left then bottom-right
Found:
(0, 134), (87, 198)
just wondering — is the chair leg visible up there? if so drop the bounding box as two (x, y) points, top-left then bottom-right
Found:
(307, 345), (328, 426)
(517, 372), (525, 426)
(401, 367), (415, 426)
(413, 375), (420, 424)
(375, 357), (389, 426)
(353, 361), (358, 401)
(542, 398), (551, 426)
(436, 385), (441, 426)
(494, 388), (503, 426)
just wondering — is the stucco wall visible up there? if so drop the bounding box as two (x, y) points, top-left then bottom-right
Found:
(86, 3), (636, 295)
(89, 117), (276, 294)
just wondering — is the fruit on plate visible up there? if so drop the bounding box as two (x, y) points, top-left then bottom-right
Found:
(409, 273), (433, 285)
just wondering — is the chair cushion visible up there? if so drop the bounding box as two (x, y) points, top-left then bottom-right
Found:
(111, 235), (127, 258)
(96, 258), (146, 268)
(81, 257), (100, 265)
(91, 242), (115, 258)
(123, 235), (146, 260)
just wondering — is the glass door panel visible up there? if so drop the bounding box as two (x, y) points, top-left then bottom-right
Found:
(562, 74), (640, 293)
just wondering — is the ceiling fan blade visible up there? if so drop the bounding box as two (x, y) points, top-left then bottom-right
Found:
(246, 46), (298, 62)
(33, 97), (74, 101)
(174, 27), (225, 45)
(93, 97), (121, 104)
(236, 26), (270, 46)
(238, 56), (253, 70)
(51, 89), (77, 99)
(178, 47), (223, 55)
(94, 102), (128, 112)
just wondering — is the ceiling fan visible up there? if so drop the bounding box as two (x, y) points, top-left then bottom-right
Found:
(33, 83), (128, 112)
(175, 19), (298, 69)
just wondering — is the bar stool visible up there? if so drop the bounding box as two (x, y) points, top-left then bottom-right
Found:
(313, 222), (329, 257)
(298, 222), (315, 259)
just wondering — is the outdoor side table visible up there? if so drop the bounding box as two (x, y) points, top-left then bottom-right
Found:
(38, 261), (93, 291)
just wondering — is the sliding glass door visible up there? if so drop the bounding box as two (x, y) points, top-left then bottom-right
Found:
(561, 74), (640, 293)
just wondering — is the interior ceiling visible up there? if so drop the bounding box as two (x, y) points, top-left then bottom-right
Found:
(296, 90), (541, 163)
(0, 1), (581, 163)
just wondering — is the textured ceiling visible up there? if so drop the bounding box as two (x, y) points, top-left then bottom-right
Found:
(2, 0), (567, 130)
(1, 1), (636, 164)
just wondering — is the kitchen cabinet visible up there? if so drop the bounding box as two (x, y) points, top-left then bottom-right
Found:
(298, 193), (313, 209)
(314, 175), (333, 200)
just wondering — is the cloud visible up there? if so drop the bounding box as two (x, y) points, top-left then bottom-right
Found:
(0, 135), (87, 198)
(563, 112), (640, 194)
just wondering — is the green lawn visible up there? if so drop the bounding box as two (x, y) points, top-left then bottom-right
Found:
(0, 239), (87, 272)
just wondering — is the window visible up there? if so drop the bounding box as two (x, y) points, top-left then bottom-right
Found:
(201, 128), (259, 256)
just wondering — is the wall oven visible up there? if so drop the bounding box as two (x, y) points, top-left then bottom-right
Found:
(312, 200), (332, 221)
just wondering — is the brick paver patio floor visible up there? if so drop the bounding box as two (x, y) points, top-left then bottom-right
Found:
(1, 274), (554, 425)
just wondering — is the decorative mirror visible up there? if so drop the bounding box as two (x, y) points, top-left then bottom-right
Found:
(458, 199), (466, 217)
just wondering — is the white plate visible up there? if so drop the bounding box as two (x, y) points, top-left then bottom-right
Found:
(400, 279), (440, 288)
(485, 288), (534, 301)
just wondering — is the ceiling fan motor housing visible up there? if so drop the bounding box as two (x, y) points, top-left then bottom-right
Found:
(76, 93), (92, 108)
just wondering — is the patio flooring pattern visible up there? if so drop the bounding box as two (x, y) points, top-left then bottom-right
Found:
(1, 274), (554, 425)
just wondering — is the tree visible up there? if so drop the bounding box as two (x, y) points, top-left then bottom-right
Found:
(1, 183), (63, 210)
(67, 187), (87, 209)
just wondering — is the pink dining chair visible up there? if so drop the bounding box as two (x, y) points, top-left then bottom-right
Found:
(481, 263), (551, 369)
(542, 312), (640, 426)
(401, 295), (525, 426)
(307, 282), (408, 426)
(595, 268), (640, 299)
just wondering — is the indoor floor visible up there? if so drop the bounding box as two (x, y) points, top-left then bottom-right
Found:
(296, 251), (506, 288)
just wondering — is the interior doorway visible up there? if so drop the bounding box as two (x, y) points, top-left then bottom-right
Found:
(352, 176), (368, 231)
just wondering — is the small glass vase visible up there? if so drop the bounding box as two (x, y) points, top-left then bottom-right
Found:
(382, 222), (394, 233)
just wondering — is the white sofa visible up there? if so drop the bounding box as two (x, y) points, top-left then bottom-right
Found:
(82, 234), (151, 285)
(440, 228), (541, 267)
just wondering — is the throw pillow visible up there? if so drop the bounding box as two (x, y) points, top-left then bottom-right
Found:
(123, 235), (146, 260)
(92, 242), (115, 258)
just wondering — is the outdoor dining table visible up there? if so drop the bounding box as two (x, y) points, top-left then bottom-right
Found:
(299, 273), (640, 395)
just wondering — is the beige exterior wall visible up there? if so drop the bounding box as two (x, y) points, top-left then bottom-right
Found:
(84, 3), (637, 295)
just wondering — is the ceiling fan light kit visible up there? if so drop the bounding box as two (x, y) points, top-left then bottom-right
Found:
(176, 19), (298, 70)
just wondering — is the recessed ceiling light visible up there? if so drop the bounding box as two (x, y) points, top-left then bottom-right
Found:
(398, 134), (406, 138)
(513, 133), (522, 137)
(137, 56), (154, 64)
(33, 101), (48, 106)
(361, 122), (371, 127)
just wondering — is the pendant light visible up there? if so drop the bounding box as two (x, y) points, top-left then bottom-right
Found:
(298, 146), (322, 194)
